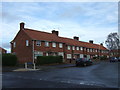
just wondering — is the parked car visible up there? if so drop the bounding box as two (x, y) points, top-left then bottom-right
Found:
(76, 58), (93, 67)
(109, 57), (118, 62)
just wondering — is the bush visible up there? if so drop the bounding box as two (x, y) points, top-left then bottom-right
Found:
(36, 56), (63, 65)
(2, 53), (18, 66)
(92, 56), (98, 59)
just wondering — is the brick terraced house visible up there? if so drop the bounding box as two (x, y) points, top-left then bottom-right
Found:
(0, 47), (7, 54)
(11, 22), (109, 64)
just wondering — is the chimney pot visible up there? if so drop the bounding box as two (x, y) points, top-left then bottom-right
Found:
(100, 43), (103, 46)
(89, 40), (93, 44)
(20, 22), (25, 30)
(74, 36), (79, 41)
(52, 30), (59, 36)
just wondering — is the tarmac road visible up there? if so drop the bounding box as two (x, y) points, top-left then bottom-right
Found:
(2, 61), (119, 88)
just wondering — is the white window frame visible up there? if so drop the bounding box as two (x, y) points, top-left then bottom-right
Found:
(80, 47), (83, 51)
(58, 52), (64, 58)
(45, 41), (49, 47)
(76, 47), (79, 50)
(67, 46), (71, 50)
(36, 40), (41, 46)
(96, 49), (98, 52)
(72, 46), (75, 50)
(52, 42), (56, 47)
(26, 40), (29, 46)
(90, 49), (92, 52)
(34, 51), (43, 59)
(13, 42), (16, 48)
(67, 54), (72, 59)
(87, 48), (89, 52)
(59, 43), (63, 48)
(46, 53), (49, 56)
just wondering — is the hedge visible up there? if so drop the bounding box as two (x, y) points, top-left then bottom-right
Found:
(2, 53), (18, 66)
(36, 56), (63, 65)
(100, 56), (108, 60)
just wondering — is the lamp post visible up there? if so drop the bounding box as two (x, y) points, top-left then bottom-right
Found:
(98, 42), (104, 61)
(32, 40), (36, 70)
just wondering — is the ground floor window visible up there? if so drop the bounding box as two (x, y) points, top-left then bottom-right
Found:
(34, 51), (43, 59)
(58, 52), (64, 58)
(80, 54), (84, 58)
(67, 54), (72, 59)
(87, 55), (90, 59)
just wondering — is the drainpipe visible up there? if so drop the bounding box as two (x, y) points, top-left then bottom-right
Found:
(99, 45), (100, 61)
(32, 40), (35, 69)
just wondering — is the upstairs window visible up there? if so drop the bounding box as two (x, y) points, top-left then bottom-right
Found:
(80, 47), (83, 51)
(96, 49), (98, 52)
(67, 46), (71, 50)
(45, 41), (49, 47)
(87, 48), (89, 52)
(13, 42), (16, 48)
(76, 47), (79, 50)
(52, 42), (56, 47)
(72, 46), (75, 50)
(26, 40), (29, 46)
(90, 49), (92, 52)
(36, 40), (41, 46)
(59, 43), (63, 48)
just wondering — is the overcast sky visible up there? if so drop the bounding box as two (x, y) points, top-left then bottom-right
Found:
(1, 2), (118, 53)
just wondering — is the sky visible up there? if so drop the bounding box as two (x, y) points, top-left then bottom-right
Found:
(1, 1), (118, 53)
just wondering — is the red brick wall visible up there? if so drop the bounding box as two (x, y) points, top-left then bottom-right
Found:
(11, 29), (109, 64)
(11, 30), (33, 64)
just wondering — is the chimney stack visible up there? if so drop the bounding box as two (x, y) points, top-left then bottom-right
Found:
(73, 36), (79, 41)
(100, 43), (103, 46)
(52, 30), (59, 36)
(20, 22), (25, 30)
(89, 40), (93, 44)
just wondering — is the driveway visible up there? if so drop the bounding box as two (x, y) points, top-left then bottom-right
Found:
(2, 61), (119, 88)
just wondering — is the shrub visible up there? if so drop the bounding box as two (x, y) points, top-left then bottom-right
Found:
(100, 56), (108, 60)
(2, 53), (17, 66)
(36, 56), (63, 65)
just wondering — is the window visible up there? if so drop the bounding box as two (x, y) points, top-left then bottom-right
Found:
(13, 42), (16, 47)
(59, 43), (63, 48)
(72, 46), (75, 50)
(45, 41), (49, 47)
(46, 53), (49, 56)
(96, 49), (98, 52)
(80, 54), (84, 58)
(84, 47), (86, 51)
(90, 49), (92, 52)
(52, 42), (56, 47)
(67, 54), (72, 59)
(87, 48), (89, 52)
(58, 52), (64, 58)
(80, 47), (83, 51)
(36, 40), (41, 46)
(67, 46), (71, 50)
(26, 40), (29, 46)
(34, 51), (43, 59)
(76, 47), (79, 50)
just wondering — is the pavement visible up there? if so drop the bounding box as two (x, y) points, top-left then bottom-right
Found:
(2, 61), (100, 72)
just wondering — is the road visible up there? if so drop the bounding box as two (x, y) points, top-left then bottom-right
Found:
(2, 61), (119, 88)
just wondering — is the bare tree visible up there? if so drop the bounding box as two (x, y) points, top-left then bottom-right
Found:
(105, 32), (120, 50)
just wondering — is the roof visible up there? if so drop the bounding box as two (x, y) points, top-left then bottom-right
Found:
(23, 28), (108, 50)
(0, 47), (6, 51)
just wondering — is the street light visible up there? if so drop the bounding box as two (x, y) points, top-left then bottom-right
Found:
(98, 42), (104, 61)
